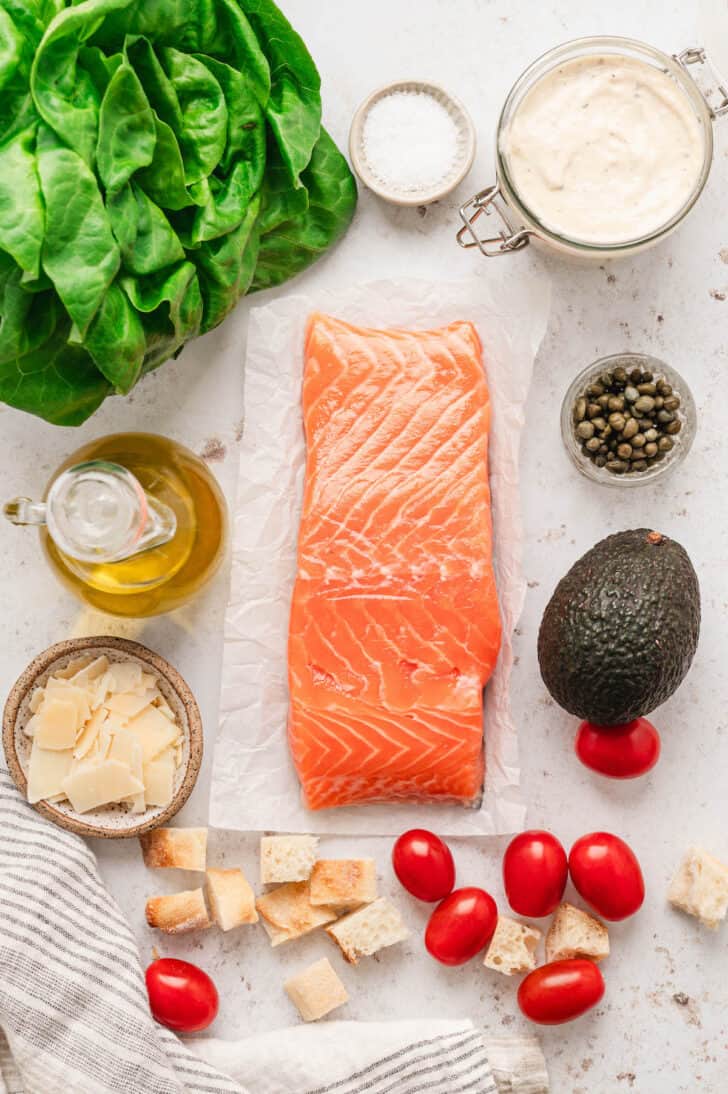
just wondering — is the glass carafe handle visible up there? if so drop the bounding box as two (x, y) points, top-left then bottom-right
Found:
(4, 461), (177, 563)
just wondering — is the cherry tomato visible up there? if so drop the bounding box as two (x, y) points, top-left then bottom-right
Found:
(569, 832), (645, 921)
(425, 887), (498, 965)
(392, 829), (455, 902)
(503, 830), (568, 917)
(145, 958), (219, 1032)
(576, 718), (661, 779)
(518, 959), (605, 1025)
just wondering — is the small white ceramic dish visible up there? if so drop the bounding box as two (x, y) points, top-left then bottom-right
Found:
(349, 80), (476, 206)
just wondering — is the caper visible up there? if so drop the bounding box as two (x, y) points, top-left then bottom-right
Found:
(654, 396), (664, 410)
(601, 372), (613, 388)
(637, 382), (657, 396)
(656, 379), (672, 396)
(624, 385), (639, 403)
(585, 436), (601, 452)
(657, 409), (675, 424)
(630, 368), (642, 383)
(641, 370), (653, 382)
(634, 395), (655, 414)
(608, 412), (626, 432)
(599, 444), (609, 455)
(631, 433), (646, 448)
(644, 442), (658, 458)
(644, 428), (658, 442)
(631, 460), (648, 472)
(608, 395), (625, 412)
(621, 418), (639, 440)
(606, 459), (628, 473)
(666, 419), (682, 435)
(663, 395), (681, 411)
(613, 366), (628, 384)
(636, 419), (652, 431)
(598, 393), (610, 409)
(617, 443), (633, 460)
(591, 417), (607, 432)
(587, 402), (602, 418)
(594, 455), (607, 468)
(573, 397), (587, 422)
(658, 435), (674, 452)
(576, 421), (595, 440)
(587, 382), (605, 397)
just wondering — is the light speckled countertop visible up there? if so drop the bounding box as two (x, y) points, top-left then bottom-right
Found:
(2, 2), (728, 1091)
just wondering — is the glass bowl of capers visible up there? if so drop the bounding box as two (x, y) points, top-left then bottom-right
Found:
(561, 353), (696, 487)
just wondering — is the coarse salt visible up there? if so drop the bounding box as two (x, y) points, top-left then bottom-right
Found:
(362, 89), (460, 193)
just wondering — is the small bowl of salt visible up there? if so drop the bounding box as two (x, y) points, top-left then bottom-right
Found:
(349, 80), (476, 206)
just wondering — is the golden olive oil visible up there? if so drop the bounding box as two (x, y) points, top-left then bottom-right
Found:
(42, 433), (227, 617)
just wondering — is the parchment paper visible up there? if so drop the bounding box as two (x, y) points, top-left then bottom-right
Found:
(210, 277), (550, 835)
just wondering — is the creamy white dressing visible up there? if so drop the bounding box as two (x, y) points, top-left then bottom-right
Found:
(500, 54), (706, 245)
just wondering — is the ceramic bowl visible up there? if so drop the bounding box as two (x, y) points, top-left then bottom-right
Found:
(349, 80), (476, 206)
(2, 636), (202, 839)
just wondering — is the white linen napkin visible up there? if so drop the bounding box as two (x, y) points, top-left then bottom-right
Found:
(0, 769), (548, 1093)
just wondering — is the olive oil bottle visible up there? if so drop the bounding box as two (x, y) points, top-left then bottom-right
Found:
(5, 433), (227, 617)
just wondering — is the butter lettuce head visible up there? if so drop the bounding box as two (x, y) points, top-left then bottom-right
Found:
(0, 0), (357, 424)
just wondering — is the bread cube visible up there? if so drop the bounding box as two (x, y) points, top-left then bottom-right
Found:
(545, 903), (609, 963)
(309, 859), (377, 909)
(139, 827), (207, 871)
(260, 835), (318, 884)
(668, 846), (728, 929)
(145, 888), (211, 933)
(256, 881), (338, 946)
(326, 898), (409, 965)
(206, 868), (258, 930)
(284, 958), (349, 1021)
(483, 916), (541, 976)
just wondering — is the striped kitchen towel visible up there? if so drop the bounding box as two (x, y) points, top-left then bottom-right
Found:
(0, 769), (548, 1094)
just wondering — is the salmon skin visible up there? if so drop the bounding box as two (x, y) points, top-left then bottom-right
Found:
(288, 313), (502, 811)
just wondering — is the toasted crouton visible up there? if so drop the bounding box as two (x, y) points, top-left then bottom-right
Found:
(326, 898), (409, 965)
(256, 881), (338, 946)
(545, 903), (609, 963)
(260, 835), (318, 884)
(483, 916), (541, 976)
(668, 846), (728, 929)
(284, 958), (349, 1022)
(145, 889), (211, 933)
(206, 868), (258, 930)
(139, 827), (207, 871)
(309, 859), (378, 910)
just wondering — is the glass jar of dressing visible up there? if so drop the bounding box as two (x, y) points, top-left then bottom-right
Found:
(458, 37), (727, 259)
(4, 433), (227, 617)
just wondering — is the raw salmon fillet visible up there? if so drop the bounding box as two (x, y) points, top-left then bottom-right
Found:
(288, 313), (502, 810)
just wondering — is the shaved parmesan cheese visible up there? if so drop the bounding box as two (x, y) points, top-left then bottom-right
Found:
(143, 754), (176, 807)
(54, 657), (93, 680)
(35, 699), (78, 750)
(69, 655), (109, 686)
(24, 657), (183, 815)
(27, 743), (74, 803)
(75, 707), (107, 760)
(126, 706), (178, 762)
(104, 691), (154, 720)
(29, 688), (45, 714)
(62, 760), (144, 813)
(107, 661), (143, 695)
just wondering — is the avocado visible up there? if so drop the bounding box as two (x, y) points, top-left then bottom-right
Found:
(538, 529), (700, 726)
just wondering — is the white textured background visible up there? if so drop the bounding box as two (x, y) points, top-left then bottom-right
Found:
(1, 2), (727, 1091)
